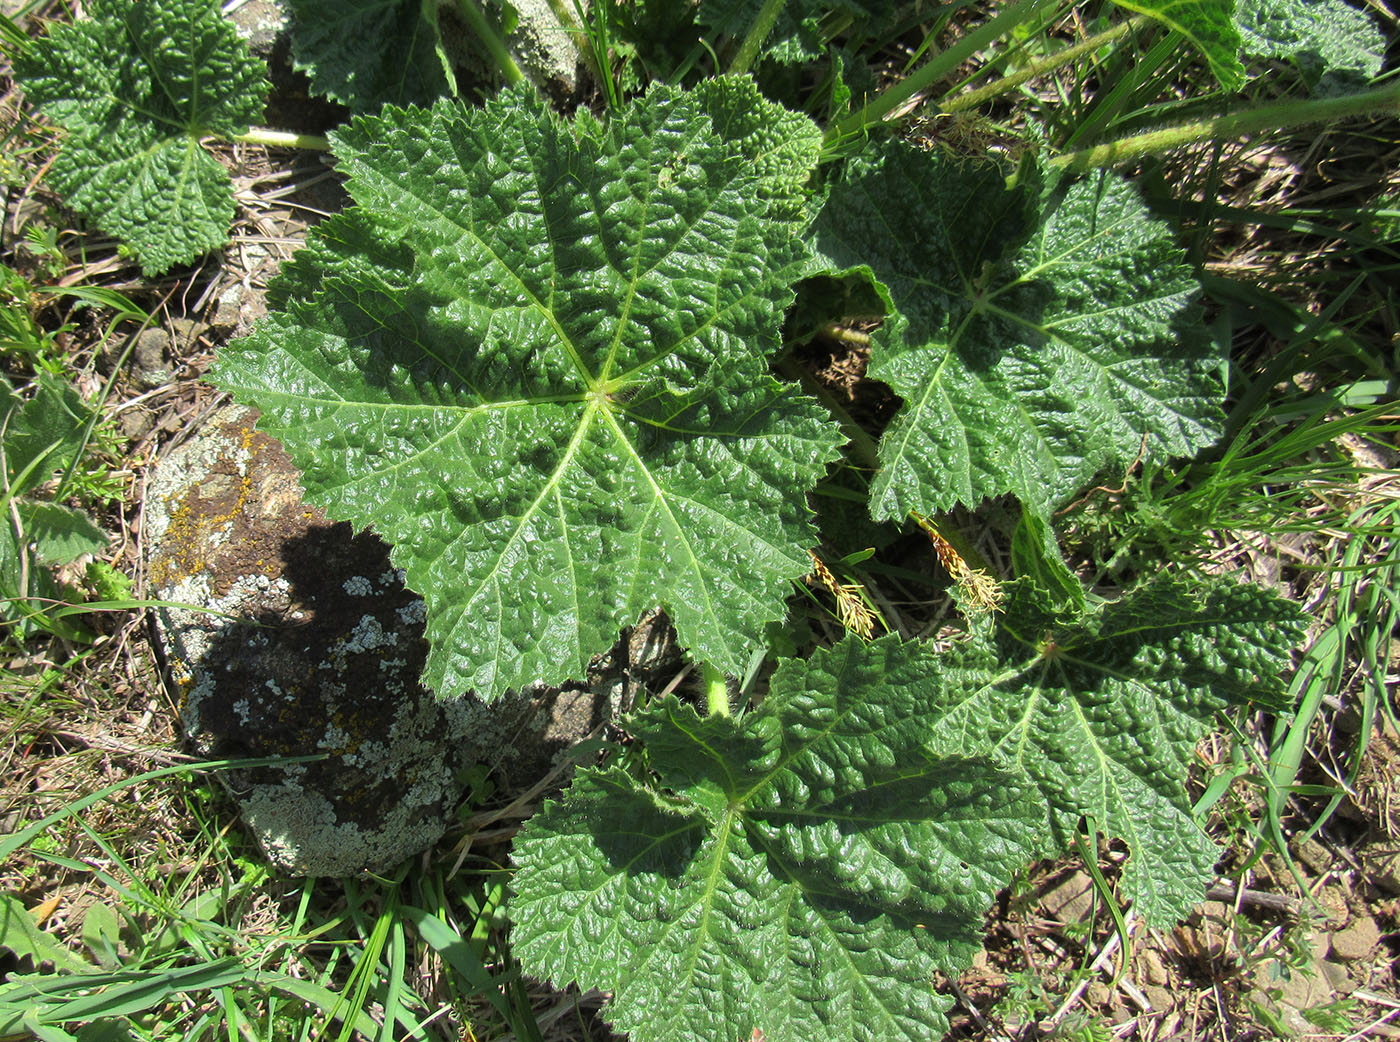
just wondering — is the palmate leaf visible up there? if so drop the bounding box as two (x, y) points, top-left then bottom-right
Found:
(212, 82), (844, 702)
(924, 577), (1305, 924)
(1111, 0), (1245, 91)
(1236, 0), (1386, 91)
(285, 0), (452, 111)
(511, 637), (1042, 1042)
(812, 144), (1223, 524)
(12, 0), (267, 275)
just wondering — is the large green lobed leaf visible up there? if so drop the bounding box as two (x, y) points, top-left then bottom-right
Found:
(813, 144), (1224, 524)
(511, 637), (1042, 1042)
(923, 577), (1304, 924)
(286, 0), (452, 112)
(212, 82), (844, 701)
(1236, 0), (1386, 90)
(13, 0), (268, 275)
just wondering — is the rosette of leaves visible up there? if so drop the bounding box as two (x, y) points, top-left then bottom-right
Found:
(812, 143), (1225, 525)
(212, 80), (843, 702)
(511, 636), (1043, 1042)
(10, 0), (268, 275)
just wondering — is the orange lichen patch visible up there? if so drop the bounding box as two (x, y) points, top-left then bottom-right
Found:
(169, 658), (196, 713)
(148, 416), (324, 599)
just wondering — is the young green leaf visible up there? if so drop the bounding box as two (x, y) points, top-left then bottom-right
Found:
(286, 0), (453, 111)
(1236, 0), (1386, 91)
(14, 501), (107, 566)
(812, 144), (1223, 525)
(923, 577), (1305, 924)
(511, 635), (1042, 1042)
(1010, 505), (1084, 615)
(12, 0), (268, 275)
(1112, 0), (1245, 91)
(1, 372), (95, 495)
(212, 83), (845, 701)
(0, 895), (92, 974)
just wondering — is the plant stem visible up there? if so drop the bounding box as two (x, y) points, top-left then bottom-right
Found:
(824, 0), (1049, 149)
(702, 661), (730, 717)
(448, 0), (525, 86)
(234, 127), (332, 151)
(565, 0), (615, 108)
(941, 16), (1139, 113)
(1050, 79), (1400, 172)
(774, 355), (880, 469)
(727, 0), (787, 77)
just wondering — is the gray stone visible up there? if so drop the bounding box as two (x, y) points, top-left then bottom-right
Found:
(209, 278), (269, 337)
(1040, 869), (1095, 925)
(144, 405), (602, 875)
(226, 0), (289, 58)
(1329, 916), (1381, 962)
(131, 328), (173, 389)
(1138, 948), (1170, 986)
(503, 0), (587, 97)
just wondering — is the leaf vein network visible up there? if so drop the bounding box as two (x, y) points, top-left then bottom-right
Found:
(379, 163), (592, 385)
(596, 406), (721, 640)
(445, 401), (599, 615)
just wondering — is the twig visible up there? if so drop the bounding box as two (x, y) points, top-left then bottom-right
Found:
(1344, 1004), (1400, 1042)
(946, 978), (1013, 1042)
(1205, 881), (1300, 916)
(48, 729), (196, 763)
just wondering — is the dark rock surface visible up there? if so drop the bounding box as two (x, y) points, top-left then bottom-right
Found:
(144, 405), (605, 875)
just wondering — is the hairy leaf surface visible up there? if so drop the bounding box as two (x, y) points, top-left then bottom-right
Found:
(922, 577), (1304, 924)
(286, 0), (451, 111)
(1236, 0), (1385, 90)
(511, 636), (1041, 1042)
(13, 0), (267, 274)
(1112, 0), (1245, 90)
(212, 83), (844, 701)
(813, 145), (1222, 523)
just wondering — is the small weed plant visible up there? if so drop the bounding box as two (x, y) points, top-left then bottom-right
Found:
(2, 0), (1396, 1039)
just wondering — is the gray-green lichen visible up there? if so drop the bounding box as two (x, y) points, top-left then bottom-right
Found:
(145, 405), (541, 876)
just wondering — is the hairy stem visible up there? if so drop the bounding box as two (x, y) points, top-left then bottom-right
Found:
(702, 661), (730, 717)
(941, 17), (1139, 114)
(728, 0), (787, 77)
(448, 0), (524, 86)
(1051, 80), (1400, 172)
(824, 0), (1050, 150)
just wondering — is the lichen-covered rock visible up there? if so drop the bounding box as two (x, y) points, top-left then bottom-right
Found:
(144, 405), (585, 875)
(227, 0), (288, 58)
